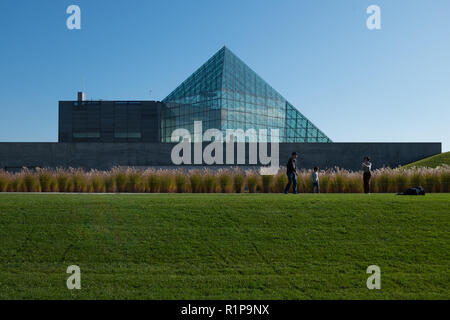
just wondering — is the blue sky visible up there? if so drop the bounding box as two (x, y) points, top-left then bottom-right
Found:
(0, 0), (449, 151)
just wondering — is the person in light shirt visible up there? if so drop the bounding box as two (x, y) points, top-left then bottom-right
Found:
(362, 156), (372, 194)
(311, 166), (320, 193)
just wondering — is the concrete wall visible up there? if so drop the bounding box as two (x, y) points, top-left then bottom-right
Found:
(0, 142), (441, 171)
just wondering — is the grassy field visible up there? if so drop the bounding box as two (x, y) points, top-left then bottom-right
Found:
(402, 151), (450, 169)
(0, 193), (448, 300)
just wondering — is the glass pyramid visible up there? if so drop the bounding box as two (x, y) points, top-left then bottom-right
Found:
(162, 46), (332, 143)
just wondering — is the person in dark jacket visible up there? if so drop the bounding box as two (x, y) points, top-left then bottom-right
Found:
(284, 152), (298, 194)
(362, 156), (372, 194)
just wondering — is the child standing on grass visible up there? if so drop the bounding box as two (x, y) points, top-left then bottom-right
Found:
(311, 167), (320, 193)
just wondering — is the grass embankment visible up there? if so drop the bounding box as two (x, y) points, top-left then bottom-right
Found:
(402, 152), (450, 169)
(0, 194), (448, 299)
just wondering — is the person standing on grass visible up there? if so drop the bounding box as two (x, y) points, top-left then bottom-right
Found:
(284, 152), (298, 194)
(362, 156), (372, 194)
(311, 166), (320, 193)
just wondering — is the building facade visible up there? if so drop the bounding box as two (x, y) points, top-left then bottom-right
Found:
(59, 100), (162, 143)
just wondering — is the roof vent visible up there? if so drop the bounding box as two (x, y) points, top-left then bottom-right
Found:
(77, 91), (85, 102)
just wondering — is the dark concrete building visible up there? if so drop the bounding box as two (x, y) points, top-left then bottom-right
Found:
(59, 100), (162, 143)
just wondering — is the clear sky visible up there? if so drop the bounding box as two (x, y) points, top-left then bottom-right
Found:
(0, 0), (449, 151)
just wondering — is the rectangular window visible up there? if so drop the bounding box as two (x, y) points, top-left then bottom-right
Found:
(114, 132), (142, 138)
(73, 132), (100, 138)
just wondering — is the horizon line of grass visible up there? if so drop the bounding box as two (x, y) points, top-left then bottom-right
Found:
(402, 151), (450, 169)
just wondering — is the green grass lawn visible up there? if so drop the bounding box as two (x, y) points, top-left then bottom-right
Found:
(402, 151), (450, 168)
(0, 193), (448, 300)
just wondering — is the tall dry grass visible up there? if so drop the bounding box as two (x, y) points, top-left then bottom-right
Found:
(203, 173), (217, 193)
(246, 173), (259, 193)
(233, 173), (245, 193)
(0, 165), (449, 193)
(219, 172), (232, 193)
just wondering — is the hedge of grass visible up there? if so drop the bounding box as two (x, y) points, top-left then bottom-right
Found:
(0, 166), (449, 193)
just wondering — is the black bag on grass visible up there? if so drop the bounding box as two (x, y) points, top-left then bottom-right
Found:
(399, 186), (426, 196)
